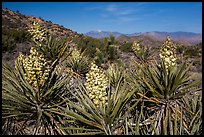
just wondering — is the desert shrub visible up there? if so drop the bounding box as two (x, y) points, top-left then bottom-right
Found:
(107, 45), (119, 61)
(73, 35), (120, 66)
(120, 42), (133, 53)
(176, 44), (185, 54)
(184, 46), (201, 58)
(2, 28), (31, 43)
(2, 28), (31, 52)
(2, 34), (16, 52)
(177, 43), (202, 58)
(109, 33), (115, 45)
(94, 48), (108, 66)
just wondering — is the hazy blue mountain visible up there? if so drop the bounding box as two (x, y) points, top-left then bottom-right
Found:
(143, 31), (202, 43)
(85, 30), (202, 44)
(85, 30), (123, 38)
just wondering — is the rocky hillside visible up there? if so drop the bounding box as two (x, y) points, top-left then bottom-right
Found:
(2, 8), (79, 38)
(116, 34), (163, 47)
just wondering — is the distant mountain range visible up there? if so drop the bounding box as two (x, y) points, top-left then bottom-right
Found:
(85, 30), (202, 45)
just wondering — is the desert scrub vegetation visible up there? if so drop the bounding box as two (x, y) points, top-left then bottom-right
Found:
(2, 27), (31, 52)
(73, 34), (120, 66)
(119, 41), (133, 53)
(2, 22), (202, 135)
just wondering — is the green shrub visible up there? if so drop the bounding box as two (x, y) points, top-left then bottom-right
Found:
(107, 45), (119, 61)
(120, 42), (133, 53)
(2, 34), (16, 52)
(2, 28), (31, 52)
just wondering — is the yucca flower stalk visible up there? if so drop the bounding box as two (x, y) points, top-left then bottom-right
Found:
(84, 62), (108, 108)
(15, 47), (50, 91)
(28, 20), (71, 69)
(71, 48), (82, 62)
(28, 21), (47, 46)
(159, 36), (177, 71)
(132, 41), (154, 64)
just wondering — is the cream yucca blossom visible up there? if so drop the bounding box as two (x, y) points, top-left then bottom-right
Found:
(71, 48), (82, 61)
(159, 36), (177, 70)
(28, 21), (47, 45)
(132, 41), (141, 54)
(84, 62), (108, 108)
(15, 47), (50, 89)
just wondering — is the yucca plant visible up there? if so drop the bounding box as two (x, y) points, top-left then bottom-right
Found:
(49, 62), (140, 135)
(131, 60), (202, 135)
(128, 36), (202, 135)
(2, 56), (71, 135)
(2, 21), (73, 135)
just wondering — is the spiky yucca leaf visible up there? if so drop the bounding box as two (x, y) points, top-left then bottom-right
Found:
(106, 63), (125, 88)
(180, 93), (202, 135)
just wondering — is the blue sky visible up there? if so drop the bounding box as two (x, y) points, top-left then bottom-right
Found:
(2, 2), (202, 34)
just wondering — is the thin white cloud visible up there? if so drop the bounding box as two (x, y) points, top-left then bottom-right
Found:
(86, 3), (139, 15)
(104, 16), (140, 24)
(105, 4), (118, 12)
(85, 3), (146, 23)
(104, 4), (139, 16)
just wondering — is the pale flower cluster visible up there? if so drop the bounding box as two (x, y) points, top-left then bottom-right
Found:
(132, 41), (141, 55)
(15, 47), (50, 89)
(84, 62), (108, 108)
(71, 48), (82, 62)
(159, 36), (177, 70)
(28, 21), (47, 45)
